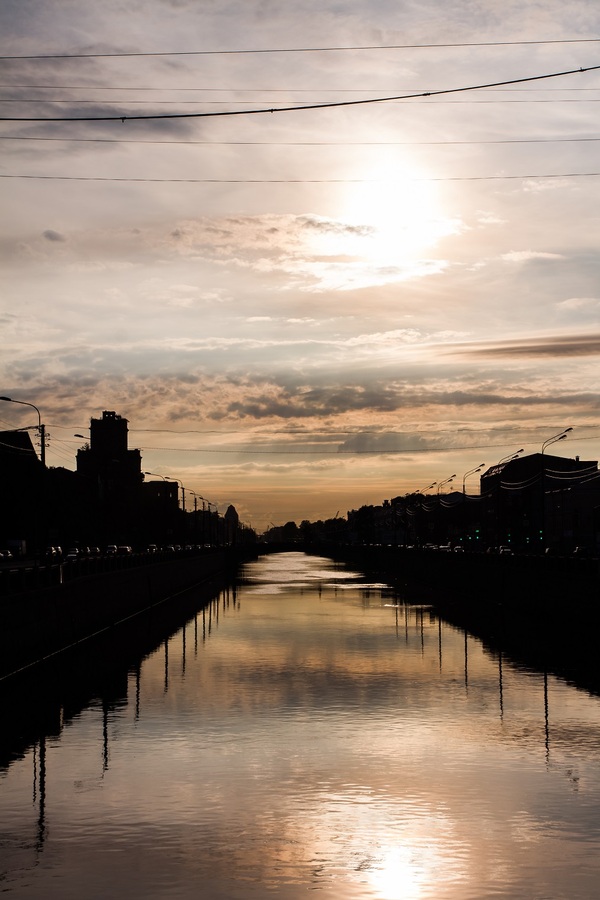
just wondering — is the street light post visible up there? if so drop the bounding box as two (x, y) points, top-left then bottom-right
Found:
(0, 396), (46, 467)
(437, 475), (456, 494)
(498, 449), (523, 466)
(165, 478), (186, 543)
(1, 395), (47, 557)
(187, 491), (199, 543)
(462, 464), (485, 494)
(165, 477), (185, 511)
(461, 464), (484, 550)
(542, 428), (572, 454)
(540, 428), (573, 552)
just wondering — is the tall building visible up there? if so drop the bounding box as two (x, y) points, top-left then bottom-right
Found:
(76, 411), (143, 543)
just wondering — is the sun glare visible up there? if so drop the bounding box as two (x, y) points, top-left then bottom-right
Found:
(367, 845), (428, 900)
(338, 158), (453, 263)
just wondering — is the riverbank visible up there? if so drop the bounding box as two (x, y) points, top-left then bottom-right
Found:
(304, 543), (600, 695)
(0, 547), (254, 681)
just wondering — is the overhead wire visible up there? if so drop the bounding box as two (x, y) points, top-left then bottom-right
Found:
(2, 37), (599, 60)
(3, 97), (600, 105)
(1, 135), (600, 146)
(1, 63), (599, 122)
(3, 83), (600, 92)
(2, 172), (598, 183)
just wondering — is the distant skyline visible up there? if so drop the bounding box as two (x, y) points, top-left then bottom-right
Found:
(2, 1), (600, 530)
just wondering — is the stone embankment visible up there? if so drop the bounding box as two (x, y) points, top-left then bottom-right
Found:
(307, 543), (600, 694)
(308, 543), (599, 606)
(0, 548), (254, 681)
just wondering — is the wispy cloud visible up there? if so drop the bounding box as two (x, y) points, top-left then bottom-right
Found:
(450, 333), (600, 358)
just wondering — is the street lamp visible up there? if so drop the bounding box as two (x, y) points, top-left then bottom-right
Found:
(539, 429), (572, 552)
(165, 477), (185, 511)
(144, 471), (167, 481)
(0, 396), (46, 467)
(463, 464), (485, 494)
(498, 450), (523, 465)
(416, 481), (437, 494)
(437, 475), (456, 494)
(542, 428), (572, 454)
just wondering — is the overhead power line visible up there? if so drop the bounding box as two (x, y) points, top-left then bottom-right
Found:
(0, 63), (598, 122)
(3, 97), (600, 106)
(2, 172), (598, 183)
(3, 84), (600, 92)
(2, 135), (599, 147)
(2, 37), (599, 60)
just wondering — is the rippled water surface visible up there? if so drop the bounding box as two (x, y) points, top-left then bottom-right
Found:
(2, 552), (600, 898)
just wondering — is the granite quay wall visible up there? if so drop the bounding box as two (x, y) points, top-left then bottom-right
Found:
(305, 543), (600, 608)
(0, 547), (255, 681)
(303, 542), (600, 695)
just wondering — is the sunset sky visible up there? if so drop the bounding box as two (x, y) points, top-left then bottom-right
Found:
(2, 1), (599, 531)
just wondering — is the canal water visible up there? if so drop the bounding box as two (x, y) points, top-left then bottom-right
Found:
(1, 552), (600, 899)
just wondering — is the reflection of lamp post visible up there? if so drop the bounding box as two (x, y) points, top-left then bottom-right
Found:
(462, 464), (484, 494)
(1, 396), (45, 467)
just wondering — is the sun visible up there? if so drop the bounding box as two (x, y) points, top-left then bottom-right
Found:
(338, 156), (457, 263)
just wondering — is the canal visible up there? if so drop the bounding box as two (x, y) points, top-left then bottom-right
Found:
(1, 551), (600, 898)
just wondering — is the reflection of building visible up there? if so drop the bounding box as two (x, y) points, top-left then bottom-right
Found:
(76, 411), (143, 543)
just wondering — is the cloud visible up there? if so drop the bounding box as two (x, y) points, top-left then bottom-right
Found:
(43, 229), (66, 242)
(501, 250), (565, 263)
(450, 333), (600, 359)
(556, 298), (600, 312)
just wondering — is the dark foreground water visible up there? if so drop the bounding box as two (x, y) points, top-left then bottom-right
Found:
(1, 552), (600, 899)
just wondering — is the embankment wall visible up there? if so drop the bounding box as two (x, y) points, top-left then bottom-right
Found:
(0, 550), (249, 680)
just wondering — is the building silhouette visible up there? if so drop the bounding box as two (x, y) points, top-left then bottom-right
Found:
(481, 453), (599, 552)
(0, 430), (43, 554)
(76, 411), (143, 544)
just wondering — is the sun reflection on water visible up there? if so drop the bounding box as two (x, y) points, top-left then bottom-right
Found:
(366, 845), (429, 900)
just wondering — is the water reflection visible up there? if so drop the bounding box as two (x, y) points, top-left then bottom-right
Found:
(1, 553), (600, 899)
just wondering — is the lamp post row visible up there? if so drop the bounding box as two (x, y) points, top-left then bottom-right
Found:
(2, 398), (573, 516)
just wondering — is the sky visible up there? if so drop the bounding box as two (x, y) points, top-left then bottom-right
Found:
(1, 0), (600, 532)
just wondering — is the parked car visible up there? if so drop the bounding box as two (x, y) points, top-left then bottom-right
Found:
(65, 548), (80, 561)
(116, 545), (132, 555)
(105, 544), (118, 556)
